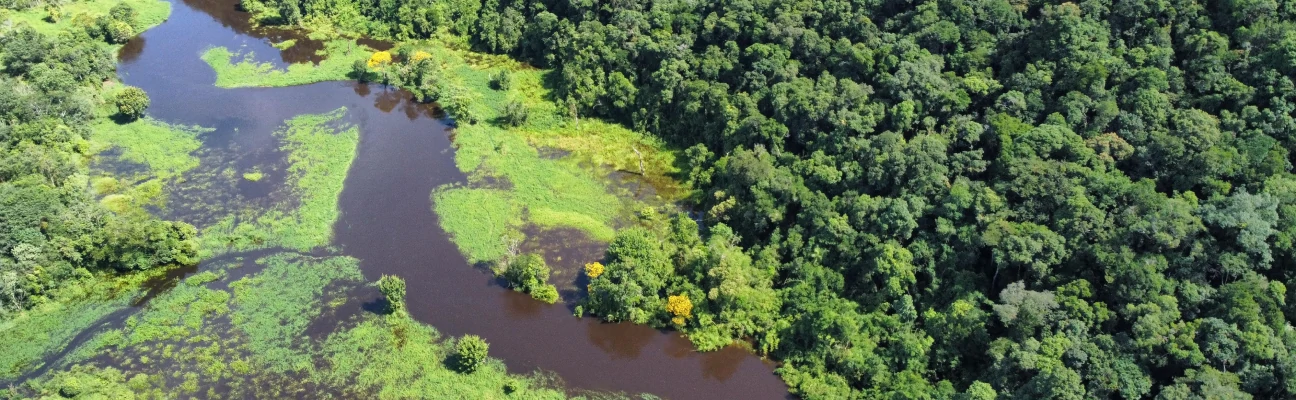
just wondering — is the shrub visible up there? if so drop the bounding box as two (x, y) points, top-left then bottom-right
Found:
(109, 2), (138, 28)
(378, 274), (406, 313)
(367, 51), (392, 68)
(489, 71), (512, 90)
(532, 285), (559, 304)
(501, 99), (528, 127)
(114, 87), (149, 120)
(104, 20), (134, 44)
(454, 335), (489, 373)
(502, 253), (558, 303)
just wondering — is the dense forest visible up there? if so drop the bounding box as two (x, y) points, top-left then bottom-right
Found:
(0, 0), (1285, 397)
(0, 3), (197, 316)
(239, 0), (1296, 398)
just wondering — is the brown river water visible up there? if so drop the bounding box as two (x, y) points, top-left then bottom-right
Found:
(109, 0), (792, 398)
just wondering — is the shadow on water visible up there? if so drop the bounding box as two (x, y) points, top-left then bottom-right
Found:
(100, 0), (793, 398)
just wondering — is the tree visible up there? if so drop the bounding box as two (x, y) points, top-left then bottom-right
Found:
(367, 51), (392, 68)
(378, 274), (406, 313)
(104, 20), (134, 44)
(109, 3), (138, 28)
(114, 87), (149, 120)
(501, 253), (557, 304)
(454, 335), (489, 373)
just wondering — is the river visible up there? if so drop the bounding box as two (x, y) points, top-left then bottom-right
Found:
(114, 0), (791, 398)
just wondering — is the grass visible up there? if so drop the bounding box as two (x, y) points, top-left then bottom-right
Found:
(5, 0), (170, 38)
(201, 40), (370, 88)
(92, 118), (208, 180)
(198, 108), (358, 254)
(432, 187), (523, 263)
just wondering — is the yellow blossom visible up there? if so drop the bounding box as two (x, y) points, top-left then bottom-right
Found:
(367, 51), (392, 68)
(584, 262), (605, 279)
(666, 294), (692, 322)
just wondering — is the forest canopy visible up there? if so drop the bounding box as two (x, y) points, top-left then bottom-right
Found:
(240, 0), (1296, 398)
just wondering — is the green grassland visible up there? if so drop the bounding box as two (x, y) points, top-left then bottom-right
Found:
(201, 40), (370, 88)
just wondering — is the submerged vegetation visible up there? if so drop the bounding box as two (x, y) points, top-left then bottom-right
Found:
(198, 108), (358, 254)
(201, 40), (370, 88)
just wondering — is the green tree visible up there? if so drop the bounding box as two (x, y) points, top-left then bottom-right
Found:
(114, 87), (150, 120)
(378, 274), (407, 313)
(454, 334), (489, 373)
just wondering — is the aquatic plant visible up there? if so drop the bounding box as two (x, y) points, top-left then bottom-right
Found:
(201, 40), (371, 88)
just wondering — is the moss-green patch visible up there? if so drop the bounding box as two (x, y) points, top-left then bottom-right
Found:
(5, 0), (170, 38)
(201, 40), (370, 88)
(229, 253), (364, 374)
(242, 169), (264, 182)
(198, 108), (358, 254)
(432, 187), (523, 263)
(271, 39), (297, 50)
(92, 118), (209, 180)
(0, 270), (161, 379)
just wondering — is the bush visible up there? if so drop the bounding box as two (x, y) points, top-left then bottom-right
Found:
(454, 335), (489, 373)
(109, 2), (137, 28)
(104, 20), (134, 44)
(502, 254), (560, 303)
(377, 274), (406, 313)
(114, 87), (149, 120)
(489, 71), (512, 90)
(532, 285), (559, 304)
(501, 99), (528, 127)
(351, 60), (369, 82)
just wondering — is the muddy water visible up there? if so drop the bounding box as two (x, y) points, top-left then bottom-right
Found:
(118, 1), (789, 398)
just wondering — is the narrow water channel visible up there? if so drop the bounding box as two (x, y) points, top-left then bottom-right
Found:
(116, 0), (791, 398)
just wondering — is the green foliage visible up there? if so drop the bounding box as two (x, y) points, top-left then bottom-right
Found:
(114, 86), (149, 120)
(378, 274), (407, 312)
(501, 253), (558, 304)
(453, 334), (489, 373)
(228, 254), (365, 374)
(501, 98), (528, 127)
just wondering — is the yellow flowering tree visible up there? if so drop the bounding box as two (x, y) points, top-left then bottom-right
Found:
(410, 51), (432, 63)
(584, 262), (604, 279)
(666, 294), (693, 326)
(367, 51), (392, 68)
